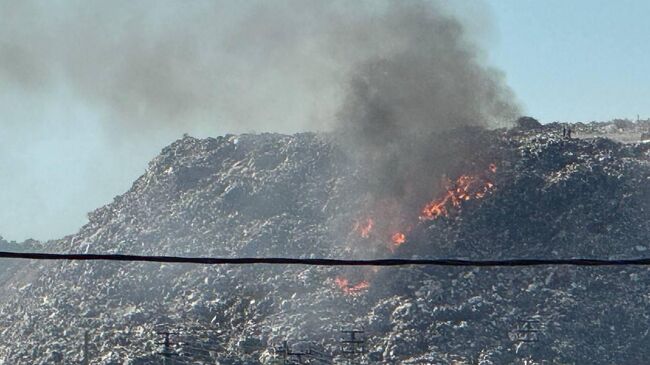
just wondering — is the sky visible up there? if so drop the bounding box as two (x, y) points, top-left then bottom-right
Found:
(1, 0), (650, 242)
(488, 0), (650, 123)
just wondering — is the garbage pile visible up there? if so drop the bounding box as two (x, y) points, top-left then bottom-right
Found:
(1, 125), (650, 364)
(0, 237), (43, 295)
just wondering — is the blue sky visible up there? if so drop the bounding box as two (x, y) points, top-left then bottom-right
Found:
(1, 0), (649, 242)
(488, 0), (650, 122)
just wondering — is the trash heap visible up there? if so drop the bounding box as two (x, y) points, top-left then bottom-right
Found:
(1, 124), (650, 364)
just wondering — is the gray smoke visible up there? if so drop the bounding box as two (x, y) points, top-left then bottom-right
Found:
(0, 0), (517, 134)
(330, 2), (520, 208)
(1, 0), (340, 133)
(338, 2), (519, 136)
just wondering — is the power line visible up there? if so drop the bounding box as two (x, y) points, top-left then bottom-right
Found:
(2, 251), (650, 267)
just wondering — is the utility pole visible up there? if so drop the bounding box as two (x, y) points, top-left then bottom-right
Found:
(279, 340), (290, 364)
(513, 319), (541, 346)
(278, 340), (309, 364)
(82, 330), (90, 365)
(512, 319), (543, 364)
(157, 331), (178, 365)
(340, 328), (366, 365)
(274, 339), (332, 365)
(306, 344), (333, 364)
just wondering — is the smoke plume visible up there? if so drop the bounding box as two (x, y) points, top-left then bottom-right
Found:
(0, 0), (517, 134)
(330, 2), (519, 211)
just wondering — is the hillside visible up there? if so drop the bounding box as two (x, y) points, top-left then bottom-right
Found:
(2, 124), (650, 364)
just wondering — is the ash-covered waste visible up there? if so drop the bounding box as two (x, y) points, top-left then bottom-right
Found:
(2, 124), (650, 364)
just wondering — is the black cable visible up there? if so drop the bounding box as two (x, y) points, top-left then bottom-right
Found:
(1, 251), (650, 267)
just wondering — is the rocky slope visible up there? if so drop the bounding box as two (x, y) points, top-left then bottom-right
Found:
(2, 124), (650, 364)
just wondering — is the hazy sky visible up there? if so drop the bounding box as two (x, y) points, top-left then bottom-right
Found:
(1, 0), (649, 242)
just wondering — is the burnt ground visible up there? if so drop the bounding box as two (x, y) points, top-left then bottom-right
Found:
(2, 122), (650, 364)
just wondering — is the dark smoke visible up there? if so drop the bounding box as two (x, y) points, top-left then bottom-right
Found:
(333, 2), (519, 208)
(338, 3), (518, 138)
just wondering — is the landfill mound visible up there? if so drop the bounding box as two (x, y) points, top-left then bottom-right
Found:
(2, 124), (650, 364)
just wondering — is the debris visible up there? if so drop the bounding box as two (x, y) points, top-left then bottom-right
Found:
(1, 124), (650, 363)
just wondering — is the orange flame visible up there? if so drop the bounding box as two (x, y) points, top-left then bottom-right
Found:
(337, 163), (498, 296)
(334, 276), (370, 295)
(420, 165), (496, 221)
(388, 231), (407, 253)
(353, 218), (374, 238)
(391, 232), (406, 246)
(421, 190), (453, 219)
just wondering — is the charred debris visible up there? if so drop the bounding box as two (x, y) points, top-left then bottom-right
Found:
(2, 121), (650, 363)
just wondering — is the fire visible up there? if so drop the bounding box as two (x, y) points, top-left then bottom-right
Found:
(391, 232), (406, 246)
(420, 165), (496, 221)
(388, 231), (407, 252)
(334, 276), (370, 295)
(353, 218), (374, 238)
(336, 162), (498, 296)
(421, 190), (453, 219)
